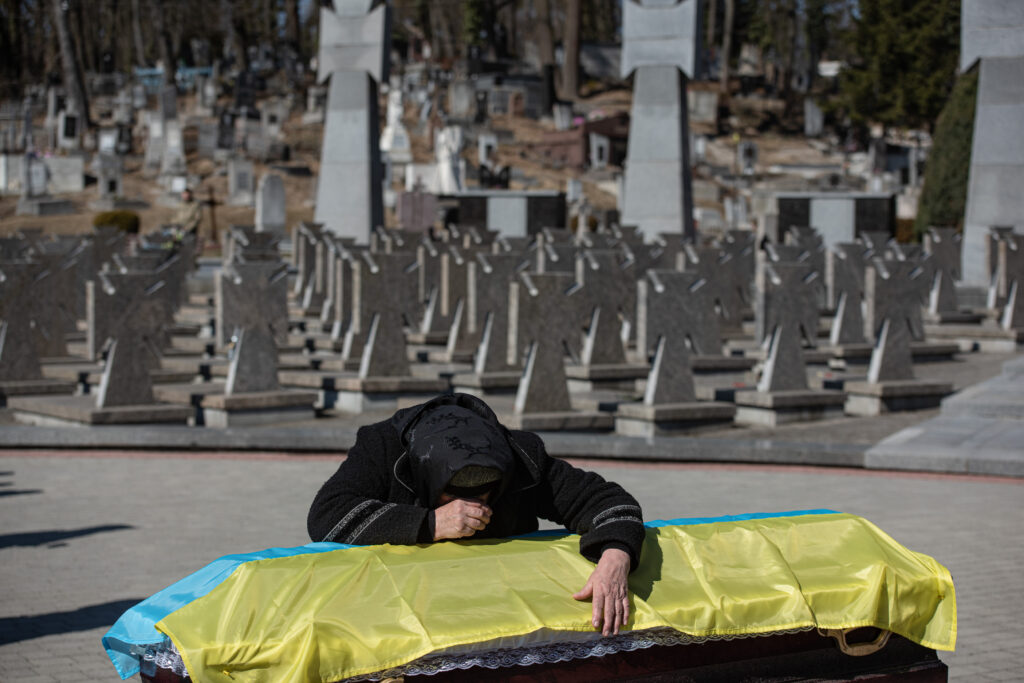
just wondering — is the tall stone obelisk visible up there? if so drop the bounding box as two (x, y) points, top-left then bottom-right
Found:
(620, 0), (701, 241)
(314, 0), (391, 241)
(960, 0), (1024, 288)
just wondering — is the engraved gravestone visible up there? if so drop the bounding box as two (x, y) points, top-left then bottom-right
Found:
(255, 173), (287, 235)
(637, 269), (721, 359)
(864, 258), (927, 341)
(215, 262), (289, 350)
(620, 0), (700, 240)
(508, 272), (579, 413)
(313, 0), (391, 240)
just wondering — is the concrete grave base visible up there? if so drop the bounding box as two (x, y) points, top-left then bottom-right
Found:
(734, 389), (846, 427)
(330, 376), (450, 413)
(502, 410), (614, 432)
(615, 401), (736, 437)
(405, 331), (449, 345)
(923, 323), (1024, 353)
(694, 384), (753, 402)
(844, 380), (954, 416)
(201, 391), (319, 427)
(41, 363), (196, 392)
(922, 310), (985, 325)
(408, 345), (475, 364)
(743, 347), (832, 366)
(0, 379), (77, 407)
(169, 335), (217, 356)
(451, 371), (522, 397)
(315, 357), (362, 372)
(16, 196), (74, 216)
(691, 355), (758, 373)
(9, 395), (191, 426)
(565, 363), (649, 392)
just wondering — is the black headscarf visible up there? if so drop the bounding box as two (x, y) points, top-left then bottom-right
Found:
(392, 394), (516, 507)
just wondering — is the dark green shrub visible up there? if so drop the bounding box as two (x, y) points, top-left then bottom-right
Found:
(93, 210), (140, 234)
(914, 66), (978, 237)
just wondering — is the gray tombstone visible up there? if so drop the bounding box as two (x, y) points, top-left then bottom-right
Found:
(637, 269), (721, 359)
(0, 262), (44, 381)
(215, 262), (289, 350)
(826, 243), (869, 345)
(960, 1), (1024, 286)
(509, 272), (579, 414)
(255, 173), (287, 234)
(225, 326), (281, 395)
(864, 258), (927, 341)
(228, 157), (255, 206)
(755, 253), (821, 347)
(346, 251), (418, 376)
(574, 249), (637, 363)
(924, 227), (962, 282)
(620, 0), (699, 240)
(313, 1), (390, 240)
(470, 252), (528, 374)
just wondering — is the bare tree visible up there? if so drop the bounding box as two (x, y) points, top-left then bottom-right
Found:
(561, 0), (580, 100)
(50, 0), (91, 125)
(719, 0), (734, 92)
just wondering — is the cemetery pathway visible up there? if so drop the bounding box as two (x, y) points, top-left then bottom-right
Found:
(0, 450), (1020, 681)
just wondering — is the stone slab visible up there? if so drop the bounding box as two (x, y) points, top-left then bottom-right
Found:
(0, 379), (76, 407)
(865, 415), (1024, 477)
(734, 389), (846, 409)
(844, 380), (954, 416)
(564, 364), (651, 381)
(331, 376), (449, 393)
(844, 380), (954, 398)
(203, 406), (317, 428)
(9, 394), (191, 425)
(203, 390), (320, 411)
(734, 403), (845, 427)
(451, 371), (522, 395)
(691, 355), (758, 372)
(405, 331), (449, 345)
(615, 400), (737, 437)
(501, 410), (615, 432)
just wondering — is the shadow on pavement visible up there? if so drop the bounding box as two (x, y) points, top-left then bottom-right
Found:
(0, 489), (43, 498)
(0, 598), (144, 646)
(0, 524), (135, 549)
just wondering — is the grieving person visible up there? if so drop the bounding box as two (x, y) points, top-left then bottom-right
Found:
(308, 393), (645, 636)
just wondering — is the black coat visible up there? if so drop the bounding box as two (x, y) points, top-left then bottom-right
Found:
(307, 394), (645, 568)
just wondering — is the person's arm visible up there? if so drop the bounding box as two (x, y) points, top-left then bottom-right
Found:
(307, 425), (432, 545)
(523, 433), (645, 636)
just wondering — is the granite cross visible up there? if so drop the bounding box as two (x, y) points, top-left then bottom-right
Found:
(825, 243), (869, 345)
(313, 0), (390, 240)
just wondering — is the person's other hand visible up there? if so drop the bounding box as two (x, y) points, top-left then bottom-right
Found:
(572, 547), (631, 636)
(433, 498), (492, 540)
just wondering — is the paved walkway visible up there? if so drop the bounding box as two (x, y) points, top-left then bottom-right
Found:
(1, 450), (1021, 681)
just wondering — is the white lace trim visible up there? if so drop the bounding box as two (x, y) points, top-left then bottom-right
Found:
(134, 626), (814, 681)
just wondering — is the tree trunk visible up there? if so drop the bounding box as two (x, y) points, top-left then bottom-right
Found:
(719, 0), (734, 93)
(50, 0), (91, 125)
(534, 0), (556, 70)
(149, 0), (174, 81)
(285, 0), (302, 58)
(131, 0), (147, 66)
(561, 0), (580, 100)
(705, 0), (717, 71)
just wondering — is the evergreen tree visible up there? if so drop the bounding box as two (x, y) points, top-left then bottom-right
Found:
(837, 0), (960, 132)
(914, 67), (978, 236)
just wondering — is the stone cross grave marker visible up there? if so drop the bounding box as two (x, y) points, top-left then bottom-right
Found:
(573, 249), (637, 365)
(637, 268), (721, 360)
(864, 257), (927, 342)
(314, 0), (390, 240)
(924, 227), (962, 282)
(826, 242), (869, 345)
(215, 262), (289, 351)
(224, 326), (282, 396)
(679, 243), (747, 330)
(292, 222), (324, 296)
(346, 251), (419, 377)
(321, 236), (358, 337)
(416, 238), (447, 336)
(0, 262), (45, 380)
(469, 252), (529, 374)
(636, 269), (717, 403)
(620, 0), (700, 240)
(509, 271), (580, 414)
(226, 226), (281, 264)
(91, 272), (174, 408)
(755, 253), (821, 349)
(87, 263), (177, 361)
(863, 259), (925, 383)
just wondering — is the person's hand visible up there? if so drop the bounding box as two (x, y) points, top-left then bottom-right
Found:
(572, 547), (631, 636)
(433, 498), (492, 540)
